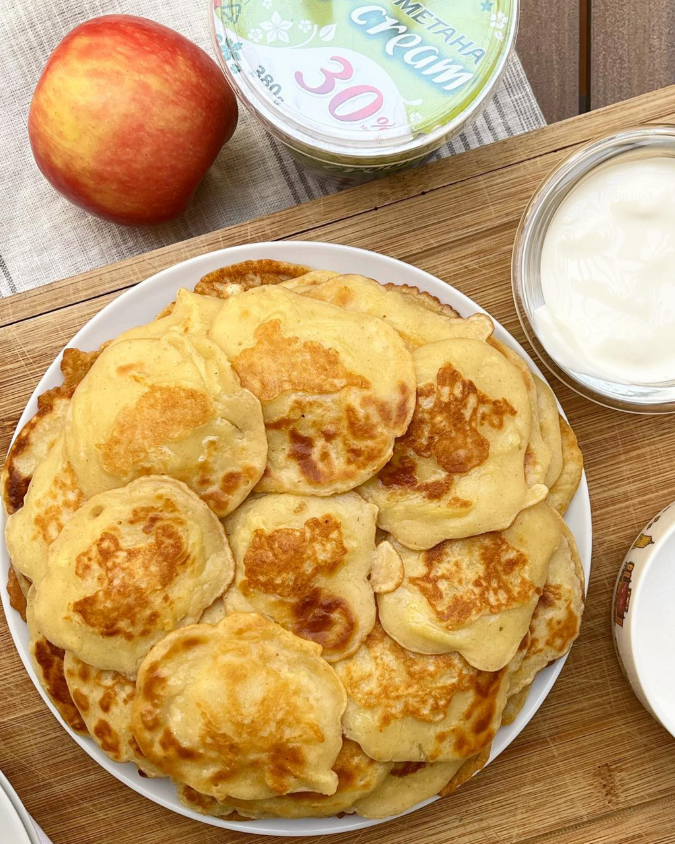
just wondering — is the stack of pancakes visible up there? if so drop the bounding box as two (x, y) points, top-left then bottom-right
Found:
(2, 260), (585, 821)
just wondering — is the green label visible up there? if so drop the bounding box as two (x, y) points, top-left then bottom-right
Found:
(214, 0), (515, 147)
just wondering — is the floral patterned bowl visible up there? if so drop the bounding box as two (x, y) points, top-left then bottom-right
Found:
(612, 500), (675, 737)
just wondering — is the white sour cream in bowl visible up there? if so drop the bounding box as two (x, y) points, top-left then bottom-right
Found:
(534, 157), (675, 386)
(513, 126), (675, 413)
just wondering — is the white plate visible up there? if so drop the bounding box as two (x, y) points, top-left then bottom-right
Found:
(0, 774), (33, 844)
(0, 772), (40, 844)
(0, 242), (592, 837)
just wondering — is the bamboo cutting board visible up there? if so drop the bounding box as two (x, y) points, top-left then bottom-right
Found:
(3, 86), (675, 844)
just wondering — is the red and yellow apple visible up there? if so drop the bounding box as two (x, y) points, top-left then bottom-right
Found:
(28, 15), (238, 226)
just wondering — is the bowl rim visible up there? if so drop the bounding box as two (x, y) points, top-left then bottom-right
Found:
(512, 123), (675, 415)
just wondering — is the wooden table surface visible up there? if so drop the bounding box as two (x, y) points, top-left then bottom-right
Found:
(3, 86), (675, 844)
(519, 0), (675, 123)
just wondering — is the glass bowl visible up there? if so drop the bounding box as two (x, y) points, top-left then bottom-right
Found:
(512, 125), (675, 414)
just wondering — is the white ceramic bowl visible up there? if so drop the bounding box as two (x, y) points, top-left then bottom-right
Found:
(0, 771), (40, 844)
(0, 242), (592, 836)
(612, 500), (675, 737)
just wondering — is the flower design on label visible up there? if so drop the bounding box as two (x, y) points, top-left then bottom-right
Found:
(221, 41), (243, 62)
(481, 1), (494, 11)
(299, 19), (312, 34)
(262, 0), (272, 6)
(248, 27), (263, 43)
(409, 111), (424, 125)
(260, 11), (293, 44)
(489, 11), (508, 40)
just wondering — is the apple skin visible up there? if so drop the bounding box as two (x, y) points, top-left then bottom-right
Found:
(28, 15), (238, 226)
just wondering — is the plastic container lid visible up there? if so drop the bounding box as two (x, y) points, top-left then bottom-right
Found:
(211, 0), (517, 163)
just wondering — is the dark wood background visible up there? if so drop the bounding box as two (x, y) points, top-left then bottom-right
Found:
(520, 0), (675, 123)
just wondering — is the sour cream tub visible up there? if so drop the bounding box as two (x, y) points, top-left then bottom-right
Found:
(210, 0), (518, 184)
(612, 501), (675, 738)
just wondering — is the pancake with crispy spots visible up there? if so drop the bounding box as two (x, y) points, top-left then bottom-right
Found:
(534, 376), (564, 487)
(360, 338), (548, 549)
(175, 740), (391, 819)
(1, 347), (98, 515)
(64, 333), (267, 517)
(210, 286), (416, 496)
(26, 587), (87, 734)
(302, 275), (494, 352)
(224, 492), (400, 662)
(63, 652), (162, 775)
(547, 418), (583, 516)
(195, 259), (312, 301)
(377, 502), (563, 671)
(113, 288), (224, 344)
(34, 476), (234, 675)
(488, 338), (551, 487)
(508, 521), (584, 699)
(334, 622), (510, 763)
(131, 613), (347, 801)
(5, 433), (85, 583)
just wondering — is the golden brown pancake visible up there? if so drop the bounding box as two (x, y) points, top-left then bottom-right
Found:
(507, 522), (584, 698)
(488, 338), (551, 487)
(501, 686), (530, 726)
(302, 275), (494, 351)
(113, 288), (224, 344)
(279, 270), (340, 293)
(1, 347), (98, 515)
(534, 376), (564, 487)
(64, 333), (267, 517)
(63, 652), (162, 775)
(224, 492), (395, 661)
(360, 338), (548, 549)
(547, 418), (584, 515)
(353, 746), (490, 819)
(352, 759), (461, 819)
(7, 566), (29, 621)
(438, 744), (492, 796)
(34, 476), (234, 675)
(377, 502), (563, 671)
(26, 587), (87, 734)
(198, 596), (227, 625)
(334, 622), (510, 763)
(175, 740), (391, 819)
(131, 613), (347, 801)
(385, 284), (460, 319)
(210, 285), (416, 496)
(195, 259), (312, 300)
(5, 433), (85, 583)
